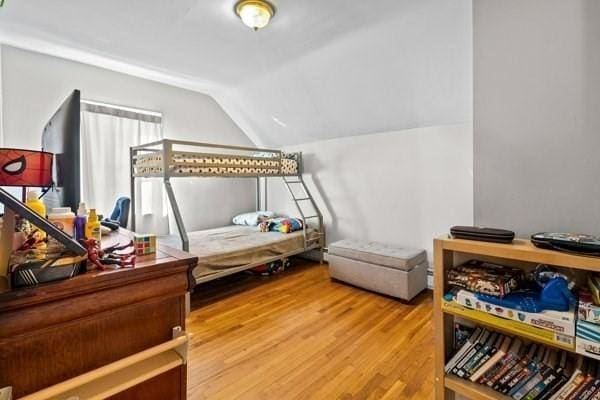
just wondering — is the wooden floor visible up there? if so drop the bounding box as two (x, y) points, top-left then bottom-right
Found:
(186, 261), (434, 400)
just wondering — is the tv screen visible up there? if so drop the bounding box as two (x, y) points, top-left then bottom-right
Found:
(41, 90), (81, 212)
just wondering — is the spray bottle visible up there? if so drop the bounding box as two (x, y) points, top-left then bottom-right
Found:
(74, 202), (88, 241)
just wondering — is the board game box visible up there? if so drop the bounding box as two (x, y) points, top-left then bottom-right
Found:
(442, 299), (575, 350)
(456, 289), (575, 336)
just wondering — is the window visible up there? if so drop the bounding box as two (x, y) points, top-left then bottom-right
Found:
(80, 100), (168, 233)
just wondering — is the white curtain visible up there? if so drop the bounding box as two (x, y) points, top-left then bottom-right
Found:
(80, 103), (168, 234)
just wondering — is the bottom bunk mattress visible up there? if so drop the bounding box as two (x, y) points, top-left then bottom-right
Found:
(159, 225), (317, 279)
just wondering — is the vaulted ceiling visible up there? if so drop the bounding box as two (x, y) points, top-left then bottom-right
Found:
(0, 0), (472, 147)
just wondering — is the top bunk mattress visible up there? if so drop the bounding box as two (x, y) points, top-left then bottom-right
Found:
(159, 225), (316, 278)
(134, 151), (298, 177)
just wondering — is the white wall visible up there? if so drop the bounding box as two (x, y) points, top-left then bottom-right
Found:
(0, 45), (256, 232)
(267, 123), (474, 259)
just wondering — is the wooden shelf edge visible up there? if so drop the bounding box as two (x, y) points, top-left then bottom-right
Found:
(445, 375), (511, 400)
(434, 237), (600, 271)
(54, 351), (182, 400)
(21, 331), (188, 400)
(441, 302), (574, 352)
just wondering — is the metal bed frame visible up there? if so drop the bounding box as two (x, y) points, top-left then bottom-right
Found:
(130, 139), (325, 283)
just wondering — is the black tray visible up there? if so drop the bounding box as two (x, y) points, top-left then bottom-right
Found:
(11, 259), (82, 288)
(531, 232), (600, 256)
(450, 226), (515, 244)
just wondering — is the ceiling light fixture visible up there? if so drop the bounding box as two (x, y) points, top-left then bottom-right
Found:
(235, 0), (275, 31)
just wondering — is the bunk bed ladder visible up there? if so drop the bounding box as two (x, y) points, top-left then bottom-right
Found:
(282, 176), (325, 257)
(164, 179), (189, 253)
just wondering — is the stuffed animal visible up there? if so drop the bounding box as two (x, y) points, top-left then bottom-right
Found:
(259, 219), (270, 232)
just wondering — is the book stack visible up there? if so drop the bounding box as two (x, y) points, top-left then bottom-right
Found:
(446, 326), (600, 399)
(577, 281), (600, 360)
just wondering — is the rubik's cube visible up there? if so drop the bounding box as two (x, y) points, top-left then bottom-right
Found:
(134, 234), (156, 256)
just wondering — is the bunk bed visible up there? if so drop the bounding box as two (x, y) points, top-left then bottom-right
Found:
(130, 139), (326, 284)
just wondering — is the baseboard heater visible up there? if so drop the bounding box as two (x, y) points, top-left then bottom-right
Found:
(11, 327), (188, 400)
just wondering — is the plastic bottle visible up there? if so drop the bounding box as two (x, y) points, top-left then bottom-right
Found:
(48, 207), (76, 237)
(74, 202), (88, 241)
(25, 190), (47, 239)
(85, 208), (102, 245)
(26, 191), (46, 217)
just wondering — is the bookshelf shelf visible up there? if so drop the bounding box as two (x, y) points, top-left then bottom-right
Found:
(434, 236), (600, 400)
(440, 237), (600, 272)
(444, 375), (511, 400)
(441, 301), (574, 352)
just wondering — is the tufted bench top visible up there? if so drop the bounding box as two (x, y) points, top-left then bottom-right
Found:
(328, 239), (426, 271)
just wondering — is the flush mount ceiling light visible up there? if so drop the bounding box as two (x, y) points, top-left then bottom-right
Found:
(235, 0), (275, 31)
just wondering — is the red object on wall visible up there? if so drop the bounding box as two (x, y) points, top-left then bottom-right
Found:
(0, 148), (53, 187)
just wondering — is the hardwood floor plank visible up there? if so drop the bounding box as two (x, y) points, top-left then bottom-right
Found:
(187, 261), (433, 399)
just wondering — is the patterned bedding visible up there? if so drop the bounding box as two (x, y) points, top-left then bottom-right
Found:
(159, 225), (318, 279)
(134, 151), (298, 176)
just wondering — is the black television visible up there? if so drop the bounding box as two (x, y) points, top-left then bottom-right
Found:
(41, 90), (81, 212)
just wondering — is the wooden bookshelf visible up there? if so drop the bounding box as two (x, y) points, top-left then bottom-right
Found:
(433, 236), (600, 400)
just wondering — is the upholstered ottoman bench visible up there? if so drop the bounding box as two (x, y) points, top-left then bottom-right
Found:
(328, 240), (428, 301)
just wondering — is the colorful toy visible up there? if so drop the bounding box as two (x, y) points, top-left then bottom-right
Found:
(258, 218), (303, 233)
(134, 233), (156, 256)
(80, 238), (136, 270)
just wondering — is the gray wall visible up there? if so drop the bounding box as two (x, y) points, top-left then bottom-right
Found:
(474, 0), (600, 237)
(1, 45), (256, 232)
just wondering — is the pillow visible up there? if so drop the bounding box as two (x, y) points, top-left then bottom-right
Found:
(232, 211), (275, 226)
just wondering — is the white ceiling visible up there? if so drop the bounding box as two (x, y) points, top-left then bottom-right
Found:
(0, 0), (472, 147)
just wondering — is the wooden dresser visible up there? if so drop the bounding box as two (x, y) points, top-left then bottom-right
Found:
(0, 230), (197, 399)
